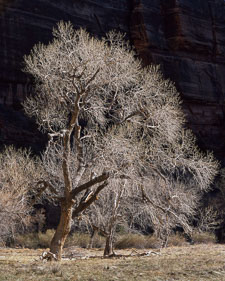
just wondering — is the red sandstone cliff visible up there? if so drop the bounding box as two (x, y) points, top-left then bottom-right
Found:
(0, 0), (225, 160)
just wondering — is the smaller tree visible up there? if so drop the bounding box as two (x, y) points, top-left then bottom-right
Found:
(196, 206), (222, 234)
(82, 180), (130, 256)
(0, 146), (42, 243)
(210, 168), (225, 241)
(132, 130), (218, 246)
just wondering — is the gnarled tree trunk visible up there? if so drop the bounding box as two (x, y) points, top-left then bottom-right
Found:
(50, 200), (72, 260)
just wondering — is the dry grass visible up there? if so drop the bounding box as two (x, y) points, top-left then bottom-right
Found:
(0, 244), (225, 281)
(13, 232), (184, 250)
(13, 230), (218, 254)
(65, 232), (105, 249)
(192, 231), (217, 244)
(115, 234), (147, 249)
(14, 231), (216, 251)
(115, 234), (160, 249)
(115, 233), (189, 249)
(14, 230), (105, 249)
(14, 229), (55, 249)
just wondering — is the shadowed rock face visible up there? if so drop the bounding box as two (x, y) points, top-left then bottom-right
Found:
(0, 0), (132, 151)
(0, 0), (225, 159)
(131, 0), (225, 161)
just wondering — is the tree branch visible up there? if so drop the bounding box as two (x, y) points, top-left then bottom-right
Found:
(85, 68), (100, 89)
(62, 92), (82, 198)
(119, 111), (140, 124)
(70, 172), (109, 199)
(72, 181), (108, 218)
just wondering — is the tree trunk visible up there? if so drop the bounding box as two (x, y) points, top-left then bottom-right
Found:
(104, 231), (114, 256)
(50, 200), (72, 260)
(103, 189), (124, 257)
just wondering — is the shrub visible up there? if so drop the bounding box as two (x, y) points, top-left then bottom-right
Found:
(115, 234), (147, 249)
(115, 234), (162, 249)
(14, 233), (39, 249)
(38, 229), (55, 248)
(192, 231), (217, 244)
(167, 234), (187, 247)
(115, 233), (189, 249)
(65, 232), (105, 248)
(0, 146), (42, 243)
(14, 229), (55, 249)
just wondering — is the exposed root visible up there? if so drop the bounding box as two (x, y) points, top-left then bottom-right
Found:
(40, 251), (57, 261)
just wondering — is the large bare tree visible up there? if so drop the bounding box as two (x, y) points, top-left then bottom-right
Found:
(23, 22), (142, 259)
(23, 21), (218, 259)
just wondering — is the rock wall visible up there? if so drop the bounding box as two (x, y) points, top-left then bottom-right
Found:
(0, 0), (131, 151)
(0, 0), (225, 160)
(131, 0), (225, 161)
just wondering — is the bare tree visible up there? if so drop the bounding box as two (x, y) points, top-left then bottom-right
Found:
(80, 179), (131, 256)
(23, 22), (142, 259)
(0, 146), (42, 243)
(83, 124), (218, 251)
(196, 206), (222, 233)
(23, 21), (218, 259)
(131, 129), (218, 247)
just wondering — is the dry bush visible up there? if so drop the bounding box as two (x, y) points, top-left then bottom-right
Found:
(115, 234), (147, 249)
(192, 231), (217, 244)
(115, 233), (188, 249)
(38, 229), (55, 248)
(167, 234), (187, 247)
(14, 229), (55, 249)
(14, 233), (39, 249)
(14, 229), (106, 250)
(65, 232), (105, 248)
(0, 146), (42, 243)
(115, 234), (162, 249)
(65, 233), (90, 248)
(144, 236), (161, 249)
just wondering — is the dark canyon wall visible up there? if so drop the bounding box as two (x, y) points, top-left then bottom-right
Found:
(131, 0), (225, 162)
(0, 0), (225, 161)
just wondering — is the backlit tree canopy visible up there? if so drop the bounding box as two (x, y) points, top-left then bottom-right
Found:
(19, 21), (219, 259)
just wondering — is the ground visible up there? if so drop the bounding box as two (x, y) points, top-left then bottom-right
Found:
(0, 244), (225, 281)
